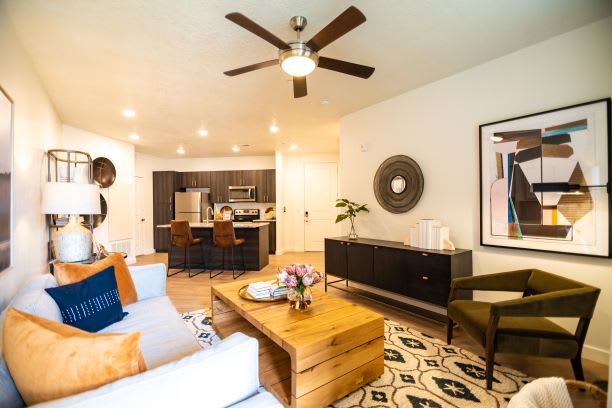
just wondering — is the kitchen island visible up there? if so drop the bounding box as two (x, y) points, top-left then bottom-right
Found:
(156, 222), (269, 271)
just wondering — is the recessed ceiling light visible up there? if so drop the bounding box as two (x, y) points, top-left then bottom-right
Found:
(269, 124), (280, 134)
(198, 129), (208, 137)
(176, 146), (185, 155)
(232, 145), (240, 153)
(128, 133), (140, 141)
(290, 144), (298, 150)
(122, 108), (136, 118)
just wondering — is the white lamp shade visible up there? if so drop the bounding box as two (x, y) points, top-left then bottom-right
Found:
(42, 182), (101, 214)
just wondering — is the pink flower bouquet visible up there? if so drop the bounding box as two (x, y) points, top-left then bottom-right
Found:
(277, 264), (323, 310)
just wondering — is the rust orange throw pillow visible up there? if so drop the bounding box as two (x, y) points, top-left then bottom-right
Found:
(2, 308), (146, 405)
(54, 253), (138, 305)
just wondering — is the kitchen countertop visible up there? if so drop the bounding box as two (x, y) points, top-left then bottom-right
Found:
(157, 222), (269, 229)
(253, 219), (276, 222)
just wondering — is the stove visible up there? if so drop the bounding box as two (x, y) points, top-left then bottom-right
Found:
(233, 209), (260, 222)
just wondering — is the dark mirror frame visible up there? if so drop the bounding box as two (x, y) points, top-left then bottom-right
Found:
(374, 155), (424, 214)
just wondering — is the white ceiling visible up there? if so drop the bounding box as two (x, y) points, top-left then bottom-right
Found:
(4, 0), (611, 158)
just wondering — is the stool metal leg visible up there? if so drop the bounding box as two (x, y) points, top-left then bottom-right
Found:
(232, 245), (246, 279)
(166, 243), (184, 277)
(209, 244), (223, 279)
(188, 243), (206, 278)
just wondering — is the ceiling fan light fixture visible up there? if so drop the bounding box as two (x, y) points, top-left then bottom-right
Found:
(279, 42), (318, 77)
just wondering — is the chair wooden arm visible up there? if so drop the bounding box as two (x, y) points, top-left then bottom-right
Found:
(490, 287), (600, 318)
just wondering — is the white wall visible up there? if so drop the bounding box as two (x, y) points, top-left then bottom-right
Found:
(61, 125), (136, 262)
(281, 152), (340, 252)
(339, 18), (612, 364)
(0, 5), (62, 309)
(134, 153), (275, 253)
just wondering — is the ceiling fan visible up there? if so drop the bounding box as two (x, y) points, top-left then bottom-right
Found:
(223, 6), (375, 98)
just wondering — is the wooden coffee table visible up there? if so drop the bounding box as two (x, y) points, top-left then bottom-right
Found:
(212, 276), (384, 408)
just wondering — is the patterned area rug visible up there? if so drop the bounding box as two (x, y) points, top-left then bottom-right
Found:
(181, 310), (532, 407)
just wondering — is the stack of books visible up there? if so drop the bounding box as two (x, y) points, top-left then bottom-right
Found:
(247, 281), (288, 299)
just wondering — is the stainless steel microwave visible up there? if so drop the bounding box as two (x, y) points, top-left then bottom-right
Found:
(228, 186), (256, 202)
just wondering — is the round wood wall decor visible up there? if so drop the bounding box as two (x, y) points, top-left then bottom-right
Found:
(373, 155), (424, 214)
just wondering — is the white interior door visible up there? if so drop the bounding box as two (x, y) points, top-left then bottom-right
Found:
(304, 162), (338, 251)
(134, 177), (146, 256)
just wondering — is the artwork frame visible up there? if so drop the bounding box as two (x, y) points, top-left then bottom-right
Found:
(0, 85), (14, 272)
(479, 98), (611, 258)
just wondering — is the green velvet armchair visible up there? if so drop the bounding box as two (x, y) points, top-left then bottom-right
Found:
(447, 269), (600, 390)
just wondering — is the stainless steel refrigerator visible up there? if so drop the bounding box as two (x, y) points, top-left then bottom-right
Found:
(174, 189), (210, 223)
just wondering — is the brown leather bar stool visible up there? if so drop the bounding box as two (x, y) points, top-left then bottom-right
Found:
(168, 220), (206, 278)
(213, 220), (246, 279)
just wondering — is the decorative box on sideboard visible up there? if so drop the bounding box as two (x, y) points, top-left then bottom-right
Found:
(324, 237), (472, 322)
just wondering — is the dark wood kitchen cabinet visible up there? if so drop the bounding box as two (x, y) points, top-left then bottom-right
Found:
(180, 172), (211, 189)
(324, 237), (472, 321)
(153, 171), (178, 252)
(255, 169), (276, 203)
(209, 171), (230, 203)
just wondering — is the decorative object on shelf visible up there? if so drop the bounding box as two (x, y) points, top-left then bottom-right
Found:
(42, 182), (101, 262)
(0, 86), (13, 273)
(92, 157), (116, 188)
(90, 193), (107, 228)
(264, 206), (275, 219)
(480, 98), (610, 258)
(373, 155), (424, 214)
(335, 198), (369, 240)
(405, 218), (452, 250)
(278, 263), (323, 310)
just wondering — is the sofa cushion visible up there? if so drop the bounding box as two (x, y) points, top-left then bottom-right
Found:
(45, 266), (127, 332)
(54, 253), (138, 306)
(3, 308), (146, 406)
(100, 296), (200, 369)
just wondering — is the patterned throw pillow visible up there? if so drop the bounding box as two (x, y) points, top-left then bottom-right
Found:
(45, 266), (127, 332)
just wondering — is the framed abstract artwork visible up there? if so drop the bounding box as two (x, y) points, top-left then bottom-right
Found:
(0, 86), (13, 272)
(480, 98), (611, 258)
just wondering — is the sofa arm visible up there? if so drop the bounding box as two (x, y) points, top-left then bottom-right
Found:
(128, 263), (167, 300)
(34, 333), (260, 408)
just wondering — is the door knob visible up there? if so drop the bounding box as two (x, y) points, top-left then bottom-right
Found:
(141, 218), (145, 222)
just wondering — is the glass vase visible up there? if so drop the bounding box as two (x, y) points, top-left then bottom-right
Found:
(348, 223), (358, 240)
(288, 287), (312, 310)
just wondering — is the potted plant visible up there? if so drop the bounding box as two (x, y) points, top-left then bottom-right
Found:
(335, 198), (369, 240)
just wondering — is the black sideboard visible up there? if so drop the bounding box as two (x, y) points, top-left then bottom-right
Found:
(324, 237), (472, 322)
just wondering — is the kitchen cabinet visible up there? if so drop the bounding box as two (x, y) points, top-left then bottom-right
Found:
(210, 171), (230, 203)
(232, 170), (256, 186)
(324, 237), (472, 321)
(153, 171), (178, 251)
(256, 169), (276, 203)
(179, 172), (211, 189)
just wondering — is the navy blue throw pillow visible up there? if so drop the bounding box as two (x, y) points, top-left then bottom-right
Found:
(45, 266), (127, 332)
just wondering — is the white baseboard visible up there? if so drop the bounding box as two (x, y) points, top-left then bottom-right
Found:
(139, 248), (155, 256)
(582, 344), (609, 365)
(274, 249), (285, 255)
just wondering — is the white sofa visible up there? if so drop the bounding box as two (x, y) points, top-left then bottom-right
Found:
(0, 263), (281, 408)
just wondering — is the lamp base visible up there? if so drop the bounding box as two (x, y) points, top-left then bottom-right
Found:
(53, 215), (92, 262)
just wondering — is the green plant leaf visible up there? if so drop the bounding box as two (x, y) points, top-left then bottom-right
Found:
(335, 214), (348, 223)
(335, 202), (347, 207)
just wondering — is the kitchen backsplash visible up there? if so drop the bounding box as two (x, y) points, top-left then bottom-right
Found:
(213, 202), (276, 219)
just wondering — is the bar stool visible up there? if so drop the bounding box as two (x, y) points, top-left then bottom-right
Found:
(168, 220), (206, 278)
(213, 220), (246, 279)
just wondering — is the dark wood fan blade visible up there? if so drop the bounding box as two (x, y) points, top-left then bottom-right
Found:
(306, 6), (366, 52)
(293, 76), (307, 98)
(224, 60), (278, 76)
(318, 56), (375, 79)
(226, 13), (289, 50)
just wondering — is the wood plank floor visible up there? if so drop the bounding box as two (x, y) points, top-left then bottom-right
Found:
(135, 251), (609, 385)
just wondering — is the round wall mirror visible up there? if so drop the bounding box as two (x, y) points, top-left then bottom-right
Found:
(373, 155), (424, 214)
(390, 175), (407, 194)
